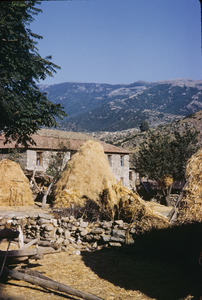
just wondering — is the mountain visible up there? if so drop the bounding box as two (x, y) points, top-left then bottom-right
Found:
(39, 79), (202, 132)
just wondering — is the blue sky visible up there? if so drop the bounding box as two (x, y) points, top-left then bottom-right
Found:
(31, 0), (202, 85)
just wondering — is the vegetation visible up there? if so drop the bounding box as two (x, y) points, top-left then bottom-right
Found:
(133, 127), (199, 183)
(139, 120), (149, 132)
(0, 1), (66, 146)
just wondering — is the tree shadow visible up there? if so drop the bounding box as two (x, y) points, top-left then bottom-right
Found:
(81, 222), (202, 300)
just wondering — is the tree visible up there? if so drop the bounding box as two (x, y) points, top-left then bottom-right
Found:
(133, 128), (199, 203)
(0, 1), (66, 146)
(139, 120), (149, 132)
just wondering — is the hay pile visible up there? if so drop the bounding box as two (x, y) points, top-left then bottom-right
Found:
(177, 149), (202, 223)
(0, 159), (34, 206)
(54, 141), (117, 211)
(54, 141), (169, 231)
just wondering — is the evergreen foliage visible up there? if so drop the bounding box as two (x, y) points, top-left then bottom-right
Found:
(0, 1), (66, 146)
(140, 120), (149, 132)
(134, 128), (199, 182)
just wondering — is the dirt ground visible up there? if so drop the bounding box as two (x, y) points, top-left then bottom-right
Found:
(0, 206), (201, 300)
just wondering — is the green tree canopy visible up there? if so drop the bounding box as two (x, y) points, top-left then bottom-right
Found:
(0, 1), (66, 146)
(134, 128), (199, 182)
(139, 120), (149, 132)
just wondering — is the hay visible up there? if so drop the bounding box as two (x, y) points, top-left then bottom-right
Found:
(54, 141), (169, 231)
(177, 148), (202, 223)
(54, 141), (116, 211)
(0, 159), (34, 206)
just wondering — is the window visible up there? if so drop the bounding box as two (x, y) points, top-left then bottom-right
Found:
(129, 171), (133, 181)
(107, 155), (112, 167)
(120, 155), (124, 167)
(36, 152), (43, 166)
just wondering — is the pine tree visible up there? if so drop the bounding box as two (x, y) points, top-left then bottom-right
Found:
(140, 120), (149, 132)
(0, 1), (66, 146)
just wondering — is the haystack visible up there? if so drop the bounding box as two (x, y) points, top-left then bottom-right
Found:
(54, 141), (117, 212)
(54, 141), (169, 230)
(177, 148), (202, 223)
(0, 159), (33, 206)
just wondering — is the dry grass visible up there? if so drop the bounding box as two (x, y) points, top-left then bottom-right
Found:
(0, 159), (33, 206)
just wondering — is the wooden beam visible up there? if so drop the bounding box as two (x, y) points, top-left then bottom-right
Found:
(4, 269), (103, 300)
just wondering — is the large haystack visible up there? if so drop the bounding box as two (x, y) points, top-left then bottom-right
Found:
(0, 159), (34, 206)
(177, 148), (202, 223)
(54, 141), (169, 230)
(54, 141), (117, 210)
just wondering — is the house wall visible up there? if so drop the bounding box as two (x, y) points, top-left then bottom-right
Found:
(26, 150), (70, 172)
(107, 153), (130, 188)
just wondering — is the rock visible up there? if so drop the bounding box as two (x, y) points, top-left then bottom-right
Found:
(72, 249), (81, 255)
(102, 221), (113, 229)
(112, 229), (126, 239)
(79, 219), (88, 228)
(91, 228), (104, 234)
(44, 224), (54, 232)
(56, 237), (64, 245)
(38, 218), (50, 225)
(57, 227), (63, 235)
(109, 242), (122, 247)
(61, 217), (69, 222)
(110, 236), (125, 243)
(79, 229), (88, 237)
(51, 219), (58, 227)
(114, 220), (124, 226)
(102, 235), (111, 242)
(64, 230), (71, 239)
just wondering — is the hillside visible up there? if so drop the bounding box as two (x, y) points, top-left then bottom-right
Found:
(39, 79), (202, 132)
(90, 110), (202, 153)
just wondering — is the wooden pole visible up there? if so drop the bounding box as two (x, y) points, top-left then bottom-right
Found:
(4, 269), (103, 300)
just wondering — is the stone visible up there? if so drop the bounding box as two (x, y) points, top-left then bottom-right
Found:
(61, 217), (69, 222)
(44, 224), (54, 232)
(79, 220), (88, 228)
(91, 228), (104, 234)
(110, 236), (125, 243)
(79, 229), (88, 237)
(102, 235), (111, 242)
(51, 219), (58, 227)
(63, 240), (69, 246)
(38, 218), (50, 225)
(85, 234), (94, 242)
(57, 227), (63, 235)
(114, 220), (124, 226)
(64, 230), (71, 239)
(109, 242), (122, 247)
(102, 221), (113, 229)
(112, 229), (126, 239)
(56, 237), (64, 245)
(72, 250), (81, 255)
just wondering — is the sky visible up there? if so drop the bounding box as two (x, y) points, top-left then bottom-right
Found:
(30, 0), (202, 85)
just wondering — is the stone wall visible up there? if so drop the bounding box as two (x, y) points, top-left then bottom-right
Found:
(0, 213), (135, 254)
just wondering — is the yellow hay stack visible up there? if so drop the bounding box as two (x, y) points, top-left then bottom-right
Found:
(177, 148), (202, 223)
(0, 159), (34, 206)
(54, 141), (169, 230)
(54, 140), (117, 211)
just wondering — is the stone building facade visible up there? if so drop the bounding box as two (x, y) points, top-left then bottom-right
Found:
(0, 129), (131, 188)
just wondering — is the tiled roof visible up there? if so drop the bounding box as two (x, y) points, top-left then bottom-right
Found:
(0, 129), (130, 154)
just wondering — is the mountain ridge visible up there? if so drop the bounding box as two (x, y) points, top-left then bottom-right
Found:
(39, 79), (202, 132)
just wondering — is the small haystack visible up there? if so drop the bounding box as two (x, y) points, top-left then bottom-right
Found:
(0, 159), (34, 206)
(54, 141), (169, 231)
(177, 149), (202, 223)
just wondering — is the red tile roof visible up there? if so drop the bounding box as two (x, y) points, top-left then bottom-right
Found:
(0, 129), (130, 154)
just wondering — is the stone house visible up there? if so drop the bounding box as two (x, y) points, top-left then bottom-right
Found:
(0, 129), (131, 188)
